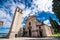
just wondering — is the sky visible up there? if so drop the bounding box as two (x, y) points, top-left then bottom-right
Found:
(0, 0), (59, 29)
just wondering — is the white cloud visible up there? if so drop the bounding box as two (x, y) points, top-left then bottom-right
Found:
(8, 0), (53, 18)
(43, 20), (51, 26)
(23, 8), (32, 17)
(0, 0), (26, 28)
(10, 2), (25, 15)
(22, 0), (53, 17)
(0, 10), (12, 28)
(32, 0), (53, 12)
(18, 0), (53, 26)
(0, 0), (53, 27)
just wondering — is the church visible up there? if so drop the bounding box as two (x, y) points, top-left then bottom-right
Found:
(0, 7), (53, 38)
(23, 16), (53, 37)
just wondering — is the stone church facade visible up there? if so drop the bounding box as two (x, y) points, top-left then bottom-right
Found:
(23, 16), (53, 37)
(0, 7), (53, 38)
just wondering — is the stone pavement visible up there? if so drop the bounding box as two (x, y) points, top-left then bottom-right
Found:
(0, 37), (60, 40)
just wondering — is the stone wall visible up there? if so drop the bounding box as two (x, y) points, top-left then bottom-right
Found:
(24, 16), (52, 37)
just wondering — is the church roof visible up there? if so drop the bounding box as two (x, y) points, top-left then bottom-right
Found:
(26, 15), (36, 21)
(26, 15), (45, 25)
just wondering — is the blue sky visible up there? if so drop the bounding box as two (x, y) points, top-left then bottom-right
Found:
(0, 0), (59, 29)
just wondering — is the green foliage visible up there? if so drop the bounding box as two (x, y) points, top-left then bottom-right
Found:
(49, 17), (55, 28)
(49, 17), (60, 33)
(53, 0), (60, 22)
(53, 33), (60, 36)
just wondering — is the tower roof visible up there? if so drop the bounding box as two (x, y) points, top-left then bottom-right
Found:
(15, 7), (23, 14)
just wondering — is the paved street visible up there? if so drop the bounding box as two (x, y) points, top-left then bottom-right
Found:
(0, 37), (60, 40)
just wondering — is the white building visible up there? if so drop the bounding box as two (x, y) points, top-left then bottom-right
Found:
(9, 7), (23, 38)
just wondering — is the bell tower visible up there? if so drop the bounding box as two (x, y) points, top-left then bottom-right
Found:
(9, 7), (23, 38)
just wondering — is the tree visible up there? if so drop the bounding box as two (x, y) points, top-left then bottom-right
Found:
(49, 17), (55, 28)
(49, 17), (59, 33)
(53, 0), (60, 22)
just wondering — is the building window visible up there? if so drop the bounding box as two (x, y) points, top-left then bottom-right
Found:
(39, 26), (41, 29)
(29, 22), (31, 26)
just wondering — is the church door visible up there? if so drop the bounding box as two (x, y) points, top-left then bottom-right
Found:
(39, 27), (43, 37)
(29, 29), (31, 37)
(39, 30), (43, 37)
(28, 22), (32, 37)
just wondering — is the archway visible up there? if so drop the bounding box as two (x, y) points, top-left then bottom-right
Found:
(39, 27), (43, 37)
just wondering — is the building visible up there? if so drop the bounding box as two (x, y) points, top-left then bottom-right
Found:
(23, 16), (53, 37)
(0, 21), (3, 26)
(6, 7), (53, 38)
(9, 7), (23, 38)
